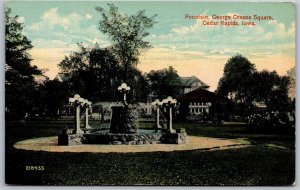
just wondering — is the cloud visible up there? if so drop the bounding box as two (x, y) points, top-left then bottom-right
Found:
(288, 21), (295, 36)
(32, 38), (65, 48)
(210, 48), (237, 55)
(84, 37), (111, 47)
(52, 24), (110, 48)
(249, 52), (272, 56)
(140, 47), (206, 61)
(264, 20), (295, 40)
(27, 23), (42, 31)
(16, 16), (25, 24)
(171, 26), (193, 35)
(85, 14), (92, 19)
(26, 9), (109, 50)
(84, 25), (100, 37)
(32, 38), (78, 50)
(28, 7), (82, 31)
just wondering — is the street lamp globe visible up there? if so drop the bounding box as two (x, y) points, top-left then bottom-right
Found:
(121, 83), (127, 89)
(74, 94), (80, 100)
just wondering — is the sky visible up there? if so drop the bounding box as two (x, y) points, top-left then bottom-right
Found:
(5, 1), (295, 91)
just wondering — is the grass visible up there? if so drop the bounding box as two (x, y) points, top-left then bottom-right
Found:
(5, 119), (295, 185)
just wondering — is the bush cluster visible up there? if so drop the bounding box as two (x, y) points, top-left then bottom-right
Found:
(247, 111), (295, 128)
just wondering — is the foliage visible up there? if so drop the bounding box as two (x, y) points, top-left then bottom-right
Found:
(58, 44), (122, 101)
(217, 55), (256, 105)
(58, 44), (89, 73)
(217, 55), (291, 111)
(247, 111), (295, 129)
(39, 79), (69, 117)
(251, 70), (290, 111)
(95, 4), (157, 81)
(146, 66), (183, 99)
(5, 7), (42, 119)
(58, 44), (149, 102)
(57, 3), (157, 102)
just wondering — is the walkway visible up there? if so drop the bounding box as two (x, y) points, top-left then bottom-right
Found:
(14, 136), (250, 153)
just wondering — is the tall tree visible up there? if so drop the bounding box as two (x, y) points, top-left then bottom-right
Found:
(147, 66), (182, 100)
(58, 44), (122, 101)
(216, 55), (256, 105)
(5, 8), (42, 119)
(95, 4), (156, 82)
(89, 46), (121, 101)
(217, 55), (291, 112)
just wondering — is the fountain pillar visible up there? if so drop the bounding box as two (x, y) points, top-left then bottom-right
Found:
(152, 99), (162, 129)
(110, 83), (137, 134)
(75, 105), (84, 134)
(85, 104), (92, 129)
(162, 96), (177, 133)
(168, 106), (173, 132)
(69, 94), (92, 134)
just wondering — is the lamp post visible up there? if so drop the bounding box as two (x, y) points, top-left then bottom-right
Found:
(117, 83), (131, 105)
(152, 99), (163, 129)
(69, 94), (92, 134)
(162, 96), (177, 133)
(84, 100), (92, 129)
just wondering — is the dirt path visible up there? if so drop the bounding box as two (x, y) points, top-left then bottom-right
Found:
(14, 136), (250, 153)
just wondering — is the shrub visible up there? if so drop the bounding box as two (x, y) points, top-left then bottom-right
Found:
(246, 111), (295, 128)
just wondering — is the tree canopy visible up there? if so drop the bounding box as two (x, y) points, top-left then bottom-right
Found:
(216, 54), (291, 111)
(95, 4), (157, 81)
(5, 7), (42, 119)
(58, 44), (122, 101)
(217, 55), (256, 104)
(57, 3), (158, 102)
(147, 66), (182, 99)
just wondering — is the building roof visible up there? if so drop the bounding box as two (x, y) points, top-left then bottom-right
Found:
(55, 73), (71, 82)
(177, 88), (229, 102)
(180, 76), (209, 88)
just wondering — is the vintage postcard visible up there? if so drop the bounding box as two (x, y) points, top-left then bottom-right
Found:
(5, 0), (295, 186)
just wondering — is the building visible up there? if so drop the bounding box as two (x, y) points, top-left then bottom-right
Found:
(180, 76), (209, 94)
(177, 87), (231, 119)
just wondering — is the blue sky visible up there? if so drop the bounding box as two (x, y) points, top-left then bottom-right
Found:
(6, 1), (295, 90)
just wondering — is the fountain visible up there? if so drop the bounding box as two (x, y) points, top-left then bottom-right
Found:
(58, 83), (187, 146)
(109, 83), (137, 134)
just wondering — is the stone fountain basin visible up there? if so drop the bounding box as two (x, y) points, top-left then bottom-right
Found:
(84, 129), (187, 145)
(58, 129), (187, 146)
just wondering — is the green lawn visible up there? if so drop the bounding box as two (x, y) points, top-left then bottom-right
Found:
(5, 120), (295, 185)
